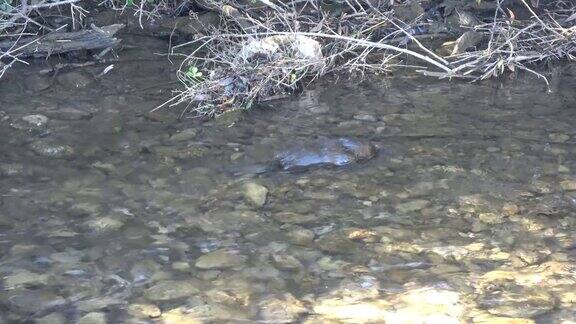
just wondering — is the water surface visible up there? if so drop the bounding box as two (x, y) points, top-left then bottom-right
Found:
(1, 36), (576, 323)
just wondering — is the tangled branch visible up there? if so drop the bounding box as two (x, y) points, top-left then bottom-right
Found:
(449, 0), (575, 84)
(163, 0), (575, 117)
(1, 0), (87, 77)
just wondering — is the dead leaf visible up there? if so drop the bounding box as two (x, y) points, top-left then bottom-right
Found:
(451, 30), (483, 55)
(506, 8), (516, 23)
(310, 19), (324, 33)
(439, 40), (457, 57)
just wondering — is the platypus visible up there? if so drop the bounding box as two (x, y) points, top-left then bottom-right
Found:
(276, 137), (377, 171)
(233, 137), (378, 174)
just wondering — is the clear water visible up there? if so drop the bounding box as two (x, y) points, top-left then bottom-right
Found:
(1, 35), (576, 323)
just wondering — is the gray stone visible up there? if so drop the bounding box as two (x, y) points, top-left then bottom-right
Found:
(130, 259), (163, 284)
(241, 266), (281, 279)
(68, 202), (101, 217)
(286, 227), (315, 245)
(58, 71), (93, 89)
(396, 199), (430, 213)
(549, 133), (570, 143)
(25, 74), (51, 92)
(259, 294), (308, 323)
(560, 180), (576, 191)
(41, 107), (93, 121)
(171, 128), (198, 141)
(22, 114), (49, 128)
(144, 280), (200, 301)
(75, 296), (126, 313)
(29, 140), (75, 158)
(78, 312), (107, 324)
(81, 216), (125, 233)
(273, 212), (316, 224)
(0, 163), (25, 177)
(272, 254), (304, 270)
(243, 182), (268, 207)
(127, 303), (162, 318)
(3, 269), (50, 289)
(478, 212), (504, 224)
(162, 304), (249, 322)
(195, 249), (247, 269)
(316, 231), (359, 254)
(2, 290), (66, 315)
(479, 287), (555, 318)
(353, 114), (377, 122)
(515, 249), (549, 265)
(35, 313), (66, 324)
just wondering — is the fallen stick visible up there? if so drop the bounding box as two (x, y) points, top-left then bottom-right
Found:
(0, 24), (125, 58)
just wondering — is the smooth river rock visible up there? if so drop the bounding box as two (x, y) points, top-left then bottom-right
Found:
(243, 182), (268, 207)
(29, 140), (75, 158)
(195, 249), (247, 269)
(144, 280), (200, 301)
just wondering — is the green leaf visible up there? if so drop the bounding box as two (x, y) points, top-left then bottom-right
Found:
(289, 72), (297, 84)
(185, 65), (204, 82)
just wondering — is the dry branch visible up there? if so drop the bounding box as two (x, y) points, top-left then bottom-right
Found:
(164, 0), (575, 117)
(0, 24), (125, 58)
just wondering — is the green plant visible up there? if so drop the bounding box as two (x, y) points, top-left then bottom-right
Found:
(289, 72), (297, 84)
(185, 66), (203, 82)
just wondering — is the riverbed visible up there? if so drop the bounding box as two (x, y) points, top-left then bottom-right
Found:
(1, 34), (576, 323)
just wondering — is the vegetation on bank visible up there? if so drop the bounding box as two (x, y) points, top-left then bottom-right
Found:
(1, 0), (575, 117)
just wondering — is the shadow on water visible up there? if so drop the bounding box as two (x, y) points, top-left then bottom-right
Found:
(1, 34), (576, 322)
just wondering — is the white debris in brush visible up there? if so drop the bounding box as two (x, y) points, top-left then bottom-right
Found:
(237, 35), (323, 62)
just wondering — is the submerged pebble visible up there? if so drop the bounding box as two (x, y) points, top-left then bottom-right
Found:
(316, 230), (360, 254)
(0, 163), (25, 176)
(40, 106), (93, 121)
(195, 249), (247, 269)
(560, 180), (576, 191)
(258, 294), (308, 323)
(22, 114), (49, 128)
(35, 313), (67, 324)
(144, 280), (200, 301)
(2, 290), (66, 315)
(243, 182), (269, 207)
(78, 312), (107, 324)
(3, 269), (50, 289)
(81, 216), (125, 233)
(396, 199), (430, 213)
(10, 114), (49, 131)
(127, 303), (162, 318)
(478, 288), (556, 318)
(29, 140), (75, 158)
(171, 128), (198, 141)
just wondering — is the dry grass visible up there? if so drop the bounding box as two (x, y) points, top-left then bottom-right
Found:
(449, 0), (575, 85)
(1, 0), (574, 116)
(155, 0), (574, 117)
(157, 0), (450, 117)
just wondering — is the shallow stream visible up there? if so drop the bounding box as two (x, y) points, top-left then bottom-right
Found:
(1, 34), (576, 323)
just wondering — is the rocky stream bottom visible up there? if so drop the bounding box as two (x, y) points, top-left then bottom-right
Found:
(1, 45), (576, 323)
